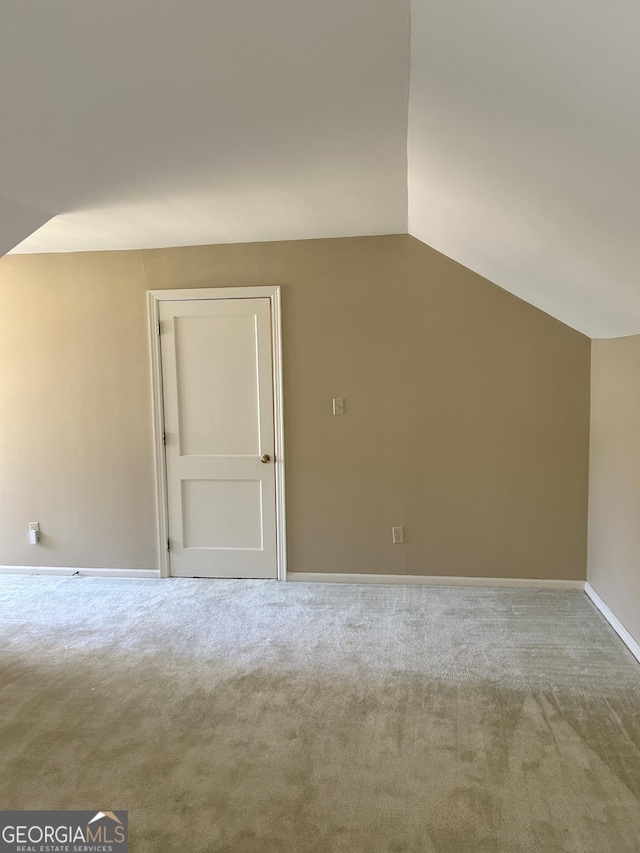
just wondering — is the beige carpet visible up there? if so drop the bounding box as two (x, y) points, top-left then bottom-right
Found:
(0, 576), (639, 852)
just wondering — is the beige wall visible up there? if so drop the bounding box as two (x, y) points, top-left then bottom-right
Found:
(0, 235), (591, 577)
(588, 336), (640, 644)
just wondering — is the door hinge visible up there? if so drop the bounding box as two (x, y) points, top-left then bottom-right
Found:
(162, 432), (166, 446)
(157, 321), (161, 336)
(167, 538), (170, 551)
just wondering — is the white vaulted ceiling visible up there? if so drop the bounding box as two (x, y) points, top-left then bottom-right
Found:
(1, 0), (410, 252)
(2, 1), (640, 337)
(0, 196), (51, 258)
(408, 0), (640, 338)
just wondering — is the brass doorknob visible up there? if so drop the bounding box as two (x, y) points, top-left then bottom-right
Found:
(260, 454), (271, 463)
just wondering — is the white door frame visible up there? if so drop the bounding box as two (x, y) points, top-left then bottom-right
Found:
(148, 286), (287, 580)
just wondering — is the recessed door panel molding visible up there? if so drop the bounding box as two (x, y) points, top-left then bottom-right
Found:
(181, 479), (263, 550)
(175, 312), (261, 457)
(148, 287), (286, 580)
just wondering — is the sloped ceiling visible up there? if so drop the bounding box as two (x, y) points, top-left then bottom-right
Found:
(1, 0), (409, 252)
(2, 1), (639, 337)
(0, 196), (51, 258)
(408, 0), (640, 338)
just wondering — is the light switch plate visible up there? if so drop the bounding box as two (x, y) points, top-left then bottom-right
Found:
(333, 397), (345, 416)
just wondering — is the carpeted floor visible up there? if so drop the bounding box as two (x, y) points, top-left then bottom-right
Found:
(0, 576), (639, 852)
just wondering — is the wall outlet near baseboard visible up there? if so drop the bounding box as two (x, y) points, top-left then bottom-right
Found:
(392, 526), (404, 544)
(29, 522), (40, 545)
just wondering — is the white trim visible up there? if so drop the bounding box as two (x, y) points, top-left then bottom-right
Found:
(270, 287), (287, 581)
(148, 291), (170, 578)
(147, 285), (287, 581)
(584, 582), (640, 664)
(287, 572), (585, 589)
(148, 286), (282, 302)
(0, 566), (160, 579)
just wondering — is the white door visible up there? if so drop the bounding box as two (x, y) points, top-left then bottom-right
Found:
(159, 297), (277, 578)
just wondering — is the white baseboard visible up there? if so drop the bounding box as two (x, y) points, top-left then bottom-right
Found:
(287, 572), (585, 590)
(584, 582), (640, 664)
(0, 566), (587, 593)
(0, 566), (161, 580)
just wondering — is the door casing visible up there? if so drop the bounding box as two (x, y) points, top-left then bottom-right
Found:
(148, 286), (286, 580)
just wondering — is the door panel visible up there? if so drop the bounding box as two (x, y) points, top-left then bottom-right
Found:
(159, 297), (277, 578)
(181, 479), (263, 549)
(175, 313), (261, 457)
